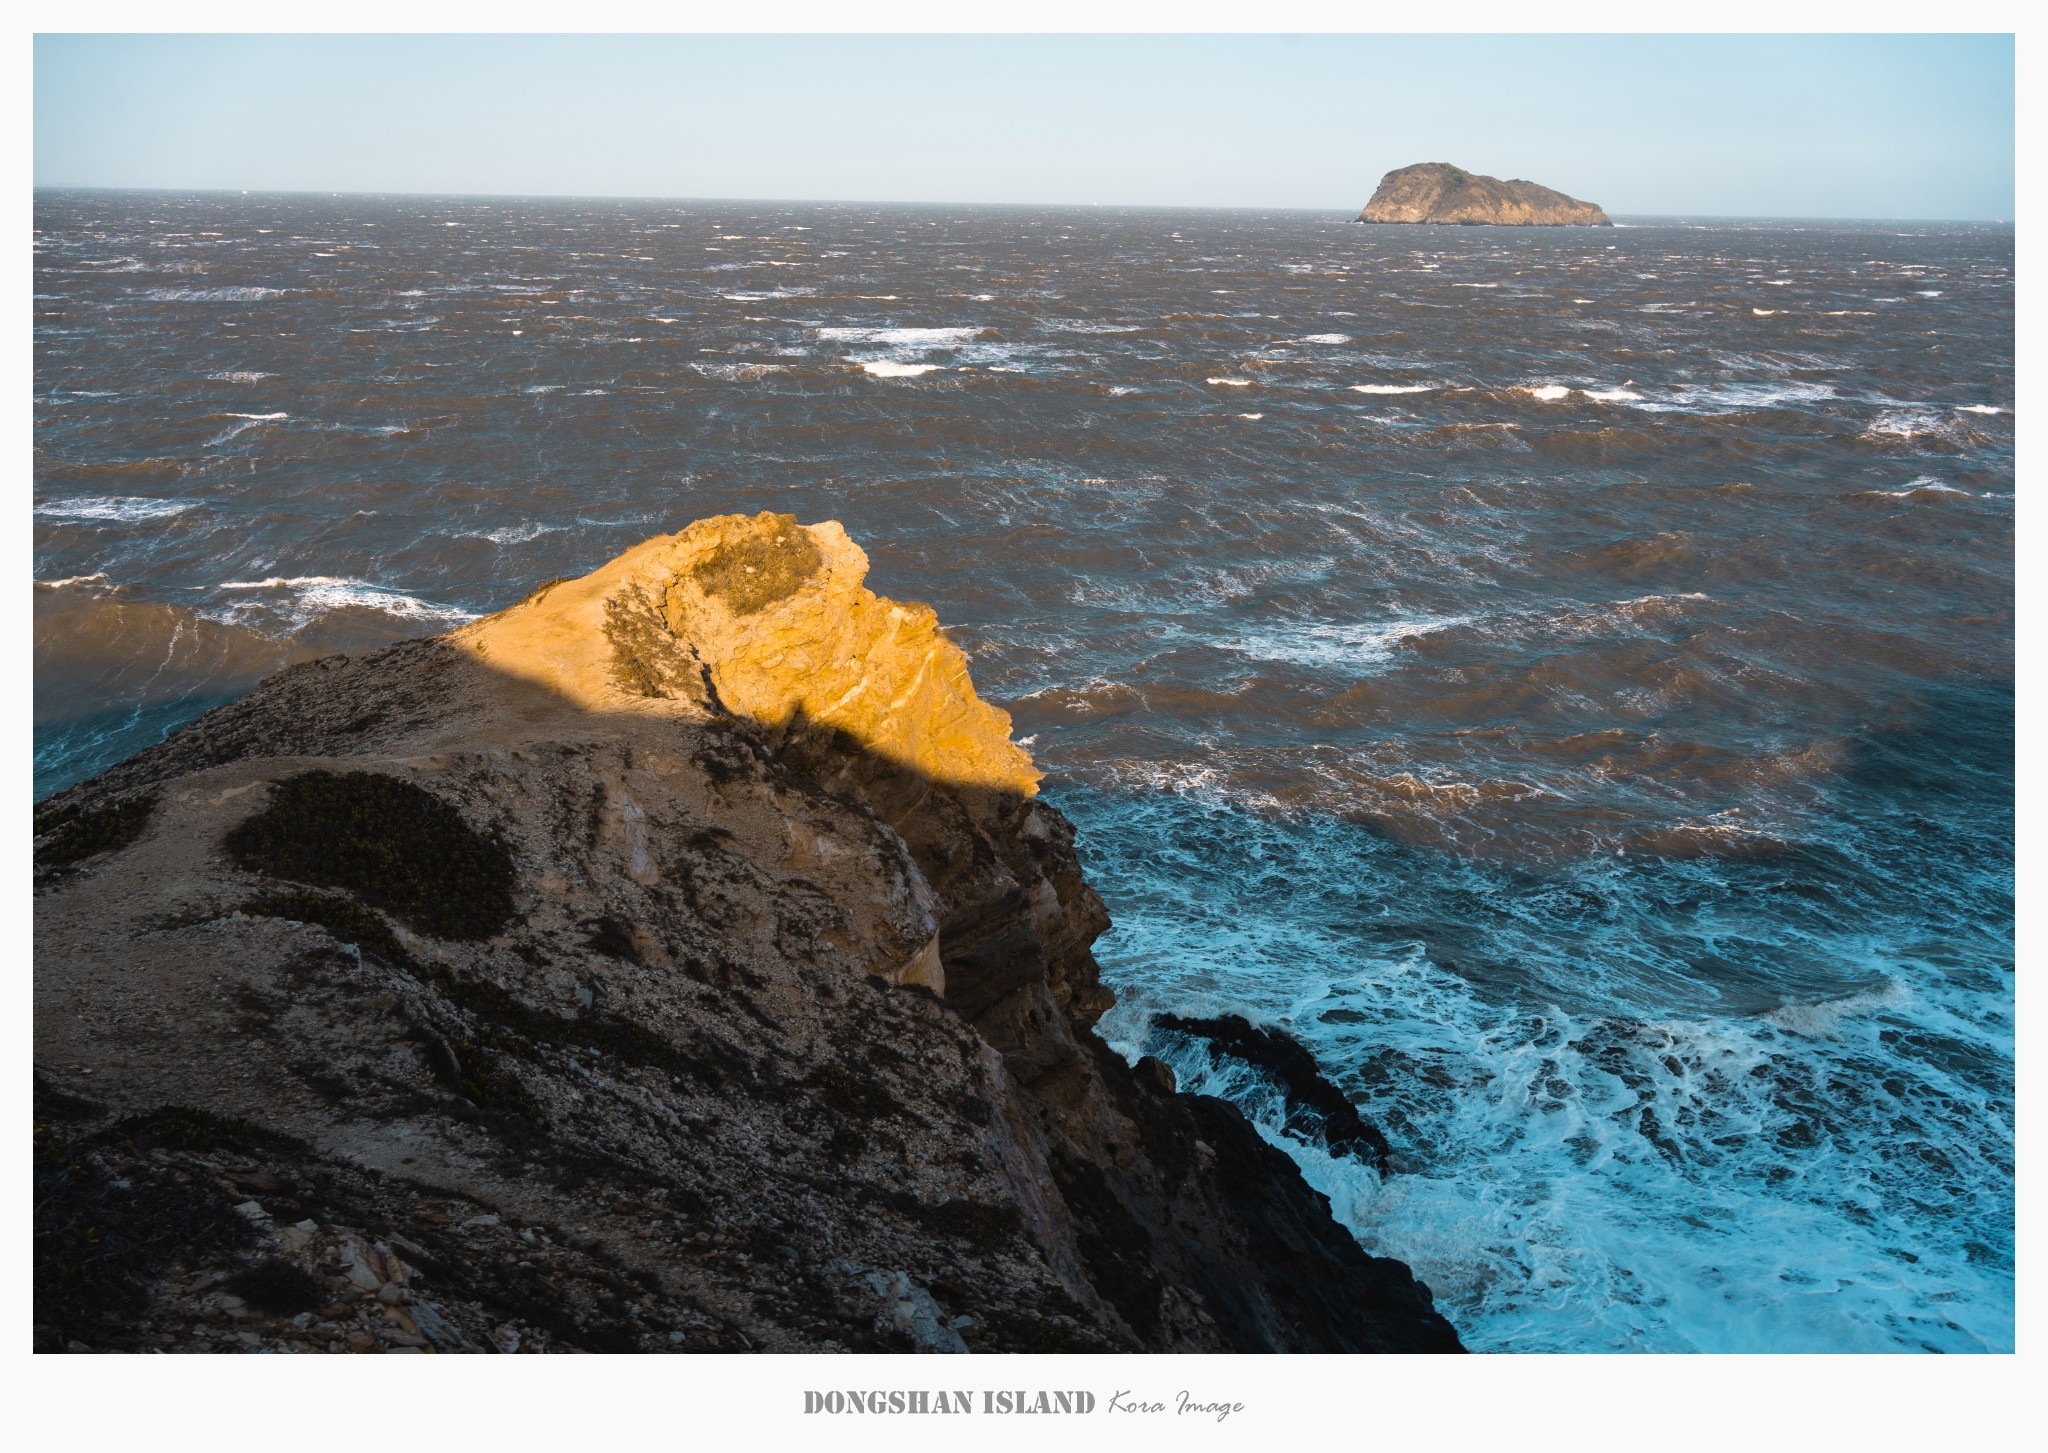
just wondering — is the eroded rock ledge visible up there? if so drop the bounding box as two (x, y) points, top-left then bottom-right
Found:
(33, 511), (1462, 1354)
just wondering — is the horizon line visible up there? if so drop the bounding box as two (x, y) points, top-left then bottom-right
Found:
(30, 183), (2012, 227)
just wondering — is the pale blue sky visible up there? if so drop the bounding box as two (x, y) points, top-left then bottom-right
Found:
(34, 33), (2016, 218)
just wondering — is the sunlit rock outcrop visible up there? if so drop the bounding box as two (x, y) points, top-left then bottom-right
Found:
(455, 512), (1039, 798)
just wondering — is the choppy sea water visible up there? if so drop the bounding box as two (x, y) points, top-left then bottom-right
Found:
(33, 191), (2013, 1352)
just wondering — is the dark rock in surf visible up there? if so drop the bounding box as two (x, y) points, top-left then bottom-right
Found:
(1359, 162), (1612, 226)
(1154, 1012), (1395, 1171)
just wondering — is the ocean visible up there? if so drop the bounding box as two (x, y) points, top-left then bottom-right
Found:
(32, 189), (2014, 1352)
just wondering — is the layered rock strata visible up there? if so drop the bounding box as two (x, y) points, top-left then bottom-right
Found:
(1359, 162), (1611, 226)
(33, 511), (1461, 1355)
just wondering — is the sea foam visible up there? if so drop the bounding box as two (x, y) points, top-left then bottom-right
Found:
(34, 496), (198, 523)
(210, 575), (479, 629)
(818, 325), (982, 345)
(205, 411), (289, 445)
(138, 286), (285, 302)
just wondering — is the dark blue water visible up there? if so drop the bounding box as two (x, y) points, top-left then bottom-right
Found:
(34, 190), (2013, 1350)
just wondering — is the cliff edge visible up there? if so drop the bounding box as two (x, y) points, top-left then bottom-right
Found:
(1359, 162), (1611, 226)
(33, 511), (1461, 1354)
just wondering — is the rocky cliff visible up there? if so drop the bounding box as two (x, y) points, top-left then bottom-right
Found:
(1359, 162), (1611, 226)
(33, 511), (1462, 1355)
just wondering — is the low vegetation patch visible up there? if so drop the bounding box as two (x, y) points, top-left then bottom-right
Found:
(427, 1028), (541, 1119)
(582, 915), (642, 962)
(810, 1064), (903, 1121)
(241, 890), (417, 969)
(224, 770), (514, 940)
(35, 1116), (257, 1350)
(689, 513), (822, 615)
(87, 1105), (308, 1160)
(34, 794), (158, 869)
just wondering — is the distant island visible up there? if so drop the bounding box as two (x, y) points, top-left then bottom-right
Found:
(1358, 162), (1612, 226)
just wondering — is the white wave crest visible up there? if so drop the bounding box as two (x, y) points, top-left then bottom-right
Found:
(211, 576), (479, 628)
(1350, 383), (1433, 395)
(1206, 377), (1254, 387)
(1878, 477), (1971, 498)
(1763, 979), (1910, 1037)
(692, 362), (788, 381)
(859, 361), (941, 378)
(138, 286), (285, 302)
(469, 522), (569, 545)
(1625, 381), (1838, 415)
(1865, 409), (1949, 439)
(205, 411), (289, 445)
(1521, 385), (1572, 401)
(1222, 615), (1471, 669)
(34, 496), (198, 523)
(207, 371), (274, 382)
(1300, 334), (1352, 344)
(818, 326), (982, 345)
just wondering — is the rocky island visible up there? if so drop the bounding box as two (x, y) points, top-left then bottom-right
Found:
(1359, 162), (1612, 226)
(34, 511), (1462, 1355)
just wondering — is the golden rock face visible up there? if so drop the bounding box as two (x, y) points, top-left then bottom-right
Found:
(454, 511), (1041, 798)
